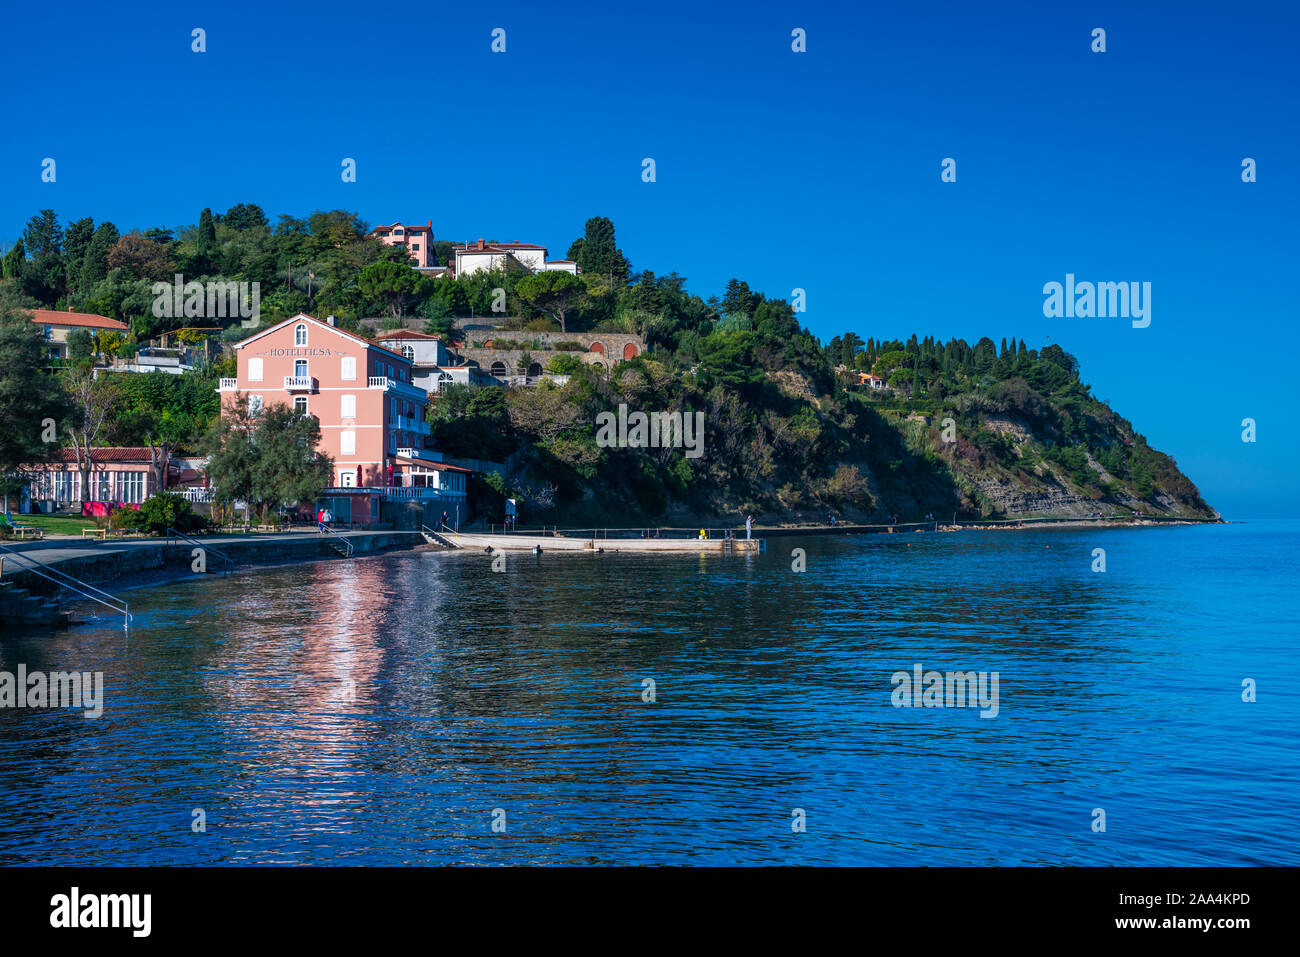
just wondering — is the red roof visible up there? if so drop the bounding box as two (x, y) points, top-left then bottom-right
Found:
(31, 309), (128, 331)
(372, 221), (433, 236)
(44, 447), (158, 464)
(374, 329), (441, 341)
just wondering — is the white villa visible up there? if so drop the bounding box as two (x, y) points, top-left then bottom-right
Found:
(453, 239), (579, 277)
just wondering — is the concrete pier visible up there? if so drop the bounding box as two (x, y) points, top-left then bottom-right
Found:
(447, 532), (762, 553)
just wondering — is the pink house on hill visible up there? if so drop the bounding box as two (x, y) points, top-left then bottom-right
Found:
(219, 314), (469, 525)
(370, 220), (436, 268)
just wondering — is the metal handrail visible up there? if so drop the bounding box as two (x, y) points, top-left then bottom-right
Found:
(166, 528), (234, 573)
(0, 541), (132, 624)
(318, 522), (354, 557)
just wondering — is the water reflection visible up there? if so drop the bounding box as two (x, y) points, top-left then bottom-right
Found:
(0, 524), (1296, 865)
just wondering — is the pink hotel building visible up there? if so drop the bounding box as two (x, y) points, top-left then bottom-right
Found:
(219, 314), (470, 525)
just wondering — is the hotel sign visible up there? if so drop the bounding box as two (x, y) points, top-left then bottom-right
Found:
(256, 347), (336, 357)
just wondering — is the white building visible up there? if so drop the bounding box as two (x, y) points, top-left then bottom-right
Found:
(453, 239), (581, 278)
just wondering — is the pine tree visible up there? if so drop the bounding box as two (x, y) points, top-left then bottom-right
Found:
(64, 217), (95, 296)
(79, 222), (119, 289)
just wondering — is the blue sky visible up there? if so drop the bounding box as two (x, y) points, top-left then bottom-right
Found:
(2, 1), (1296, 517)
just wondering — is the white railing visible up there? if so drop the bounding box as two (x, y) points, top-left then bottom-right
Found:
(382, 486), (442, 501)
(0, 541), (132, 626)
(180, 487), (215, 502)
(218, 378), (238, 391)
(396, 447), (440, 461)
(284, 376), (317, 391)
(368, 376), (428, 401)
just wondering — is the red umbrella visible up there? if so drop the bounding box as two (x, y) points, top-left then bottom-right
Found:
(355, 464), (362, 487)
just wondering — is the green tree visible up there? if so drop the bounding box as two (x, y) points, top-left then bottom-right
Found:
(0, 292), (71, 477)
(515, 270), (586, 333)
(2, 238), (24, 281)
(205, 395), (332, 520)
(79, 222), (119, 289)
(21, 209), (65, 304)
(359, 260), (420, 318)
(65, 328), (95, 364)
(64, 217), (95, 296)
(221, 203), (268, 231)
(567, 216), (629, 286)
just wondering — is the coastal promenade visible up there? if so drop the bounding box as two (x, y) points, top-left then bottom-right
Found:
(0, 527), (424, 598)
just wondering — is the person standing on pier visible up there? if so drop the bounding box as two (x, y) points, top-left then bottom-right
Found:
(746, 514), (753, 539)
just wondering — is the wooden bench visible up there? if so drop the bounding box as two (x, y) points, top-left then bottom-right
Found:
(10, 526), (44, 539)
(81, 528), (108, 540)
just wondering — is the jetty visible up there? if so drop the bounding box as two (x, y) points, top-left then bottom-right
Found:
(430, 526), (762, 553)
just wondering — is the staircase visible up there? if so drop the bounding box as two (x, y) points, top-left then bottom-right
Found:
(420, 525), (459, 548)
(318, 524), (354, 558)
(0, 579), (72, 628)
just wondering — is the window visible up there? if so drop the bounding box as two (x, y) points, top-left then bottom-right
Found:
(248, 357), (263, 381)
(249, 394), (263, 415)
(295, 323), (307, 346)
(294, 359), (308, 378)
(340, 431), (356, 456)
(51, 472), (79, 503)
(340, 470), (354, 487)
(294, 396), (308, 415)
(341, 394), (356, 418)
(342, 356), (356, 380)
(94, 473), (111, 501)
(402, 345), (414, 361)
(117, 471), (145, 504)
(411, 242), (420, 251)
(437, 372), (453, 392)
(391, 398), (398, 419)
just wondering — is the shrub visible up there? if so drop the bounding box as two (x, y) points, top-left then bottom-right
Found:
(109, 507), (146, 531)
(134, 492), (204, 536)
(546, 353), (584, 375)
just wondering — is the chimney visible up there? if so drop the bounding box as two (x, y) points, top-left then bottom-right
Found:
(426, 219), (432, 229)
(326, 315), (336, 326)
(477, 238), (485, 250)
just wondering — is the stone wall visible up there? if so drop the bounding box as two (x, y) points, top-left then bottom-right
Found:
(457, 330), (646, 374)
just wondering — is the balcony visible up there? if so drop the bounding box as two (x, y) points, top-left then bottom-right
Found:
(395, 415), (431, 436)
(368, 375), (427, 402)
(284, 376), (318, 392)
(218, 378), (239, 391)
(380, 486), (443, 501)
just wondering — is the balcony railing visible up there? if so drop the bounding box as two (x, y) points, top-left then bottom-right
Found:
(395, 415), (431, 435)
(218, 378), (238, 391)
(284, 376), (318, 392)
(320, 484), (463, 502)
(368, 376), (427, 402)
